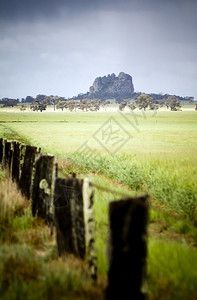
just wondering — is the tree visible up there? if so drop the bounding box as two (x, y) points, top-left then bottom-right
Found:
(24, 96), (34, 103)
(1, 98), (18, 107)
(43, 95), (63, 111)
(119, 101), (127, 111)
(166, 96), (182, 111)
(128, 103), (136, 111)
(90, 99), (100, 111)
(20, 105), (26, 111)
(135, 94), (154, 111)
(81, 98), (90, 111)
(67, 100), (77, 112)
(36, 94), (47, 102)
(56, 100), (68, 111)
(30, 99), (47, 112)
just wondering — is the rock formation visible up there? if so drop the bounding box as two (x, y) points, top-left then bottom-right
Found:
(74, 72), (134, 101)
(89, 72), (134, 100)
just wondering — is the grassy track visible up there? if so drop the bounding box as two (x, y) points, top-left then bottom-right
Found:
(0, 108), (197, 299)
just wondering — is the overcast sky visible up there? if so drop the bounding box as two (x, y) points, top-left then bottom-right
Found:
(0, 0), (197, 99)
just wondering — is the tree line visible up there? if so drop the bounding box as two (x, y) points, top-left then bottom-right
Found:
(119, 94), (184, 111)
(0, 94), (196, 112)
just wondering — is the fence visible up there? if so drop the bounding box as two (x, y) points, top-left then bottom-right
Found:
(0, 137), (149, 299)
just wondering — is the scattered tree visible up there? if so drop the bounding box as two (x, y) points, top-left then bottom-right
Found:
(56, 100), (67, 111)
(20, 105), (26, 111)
(23, 96), (34, 103)
(166, 96), (182, 111)
(1, 98), (18, 107)
(135, 94), (154, 111)
(119, 101), (127, 111)
(43, 95), (63, 111)
(128, 103), (136, 111)
(30, 99), (47, 112)
(36, 94), (47, 102)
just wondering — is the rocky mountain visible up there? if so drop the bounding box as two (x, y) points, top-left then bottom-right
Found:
(74, 72), (134, 101)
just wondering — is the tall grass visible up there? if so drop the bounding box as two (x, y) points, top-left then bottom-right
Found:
(0, 176), (28, 243)
(66, 151), (197, 225)
(148, 238), (197, 300)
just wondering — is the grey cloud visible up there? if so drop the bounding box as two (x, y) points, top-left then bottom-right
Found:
(0, 0), (197, 98)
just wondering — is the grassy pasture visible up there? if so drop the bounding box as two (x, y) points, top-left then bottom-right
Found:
(0, 108), (197, 299)
(0, 109), (196, 223)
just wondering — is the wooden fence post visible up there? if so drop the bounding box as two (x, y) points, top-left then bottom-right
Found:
(0, 138), (3, 164)
(2, 139), (6, 168)
(18, 145), (38, 199)
(106, 195), (149, 300)
(19, 144), (26, 178)
(83, 178), (97, 280)
(11, 141), (21, 183)
(32, 155), (54, 222)
(54, 178), (78, 256)
(54, 177), (86, 259)
(2, 140), (12, 170)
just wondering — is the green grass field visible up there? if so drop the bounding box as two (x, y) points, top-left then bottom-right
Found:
(0, 107), (197, 299)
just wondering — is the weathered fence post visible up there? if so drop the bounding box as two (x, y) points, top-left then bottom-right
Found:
(32, 155), (54, 222)
(2, 140), (12, 171)
(83, 178), (97, 280)
(19, 144), (26, 178)
(54, 177), (86, 259)
(11, 141), (21, 183)
(106, 195), (149, 300)
(0, 138), (3, 164)
(54, 177), (78, 256)
(18, 145), (38, 199)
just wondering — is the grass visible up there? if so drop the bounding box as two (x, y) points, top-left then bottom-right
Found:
(0, 110), (196, 225)
(148, 238), (197, 300)
(0, 170), (105, 299)
(0, 108), (197, 299)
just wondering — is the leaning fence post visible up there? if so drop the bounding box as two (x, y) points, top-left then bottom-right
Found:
(18, 145), (38, 199)
(32, 155), (54, 222)
(83, 178), (97, 280)
(106, 195), (149, 300)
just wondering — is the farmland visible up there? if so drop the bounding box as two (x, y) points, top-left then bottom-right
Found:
(0, 106), (197, 299)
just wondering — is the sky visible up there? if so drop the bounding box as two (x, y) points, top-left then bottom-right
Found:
(0, 0), (197, 99)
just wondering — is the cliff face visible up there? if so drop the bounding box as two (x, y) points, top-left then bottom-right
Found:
(88, 72), (134, 100)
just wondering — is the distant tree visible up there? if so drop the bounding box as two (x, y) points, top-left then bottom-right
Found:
(149, 103), (159, 111)
(81, 98), (90, 111)
(1, 98), (18, 107)
(90, 99), (100, 111)
(135, 94), (154, 111)
(195, 104), (197, 111)
(158, 99), (166, 108)
(24, 96), (34, 103)
(20, 105), (26, 111)
(30, 99), (47, 112)
(67, 100), (77, 112)
(56, 100), (68, 111)
(77, 102), (85, 111)
(44, 95), (63, 111)
(119, 101), (127, 111)
(166, 96), (182, 111)
(36, 94), (47, 102)
(127, 103), (136, 111)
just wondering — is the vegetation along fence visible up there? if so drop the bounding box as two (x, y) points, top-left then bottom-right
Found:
(0, 137), (149, 299)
